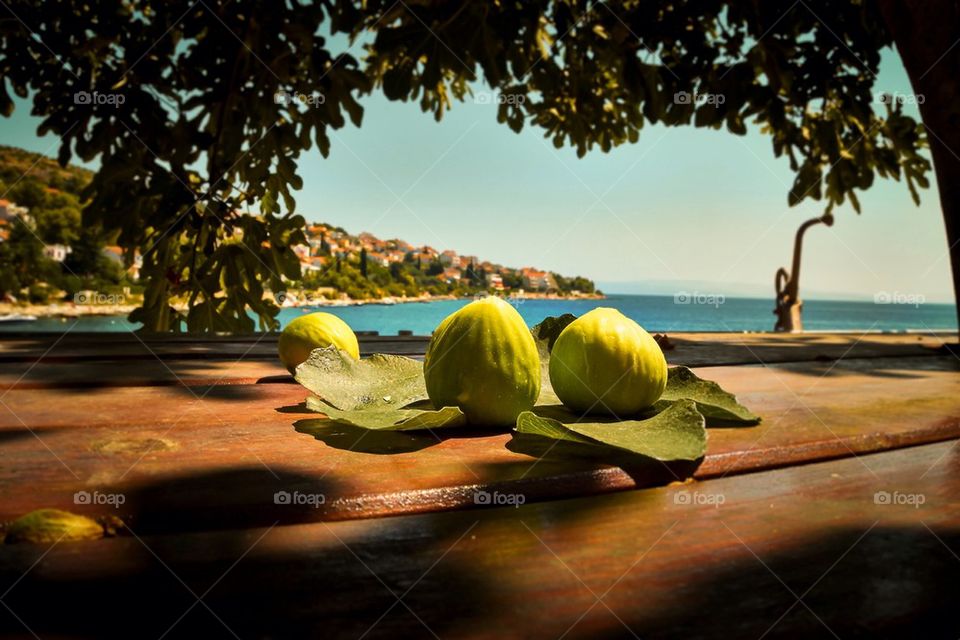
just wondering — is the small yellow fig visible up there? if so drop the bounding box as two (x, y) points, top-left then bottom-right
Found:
(4, 509), (104, 544)
(278, 312), (360, 373)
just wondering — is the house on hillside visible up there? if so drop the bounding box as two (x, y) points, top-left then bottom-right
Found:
(522, 269), (557, 292)
(102, 246), (142, 279)
(440, 250), (458, 267)
(368, 252), (390, 268)
(442, 267), (462, 283)
(488, 273), (505, 291)
(0, 199), (29, 222)
(103, 246), (123, 264)
(303, 256), (327, 272)
(43, 244), (72, 263)
(358, 232), (379, 250)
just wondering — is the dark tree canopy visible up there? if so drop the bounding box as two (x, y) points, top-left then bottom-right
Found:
(0, 0), (950, 332)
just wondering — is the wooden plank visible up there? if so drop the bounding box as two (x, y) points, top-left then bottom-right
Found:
(659, 330), (950, 367)
(1, 356), (958, 532)
(0, 358), (290, 391)
(0, 330), (949, 362)
(0, 331), (951, 390)
(0, 338), (422, 391)
(0, 441), (956, 638)
(0, 334), (430, 363)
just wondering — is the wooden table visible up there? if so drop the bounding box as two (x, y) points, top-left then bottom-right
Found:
(0, 331), (958, 638)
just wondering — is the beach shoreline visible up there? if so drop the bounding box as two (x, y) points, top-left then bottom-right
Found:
(0, 291), (606, 319)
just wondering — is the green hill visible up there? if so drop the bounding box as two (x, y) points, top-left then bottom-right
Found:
(0, 145), (93, 198)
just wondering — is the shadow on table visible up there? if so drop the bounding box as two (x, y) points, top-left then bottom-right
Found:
(293, 416), (502, 455)
(3, 357), (287, 394)
(1, 498), (957, 639)
(0, 456), (610, 639)
(0, 515), (494, 639)
(119, 466), (345, 535)
(623, 524), (960, 639)
(770, 351), (960, 380)
(668, 333), (959, 380)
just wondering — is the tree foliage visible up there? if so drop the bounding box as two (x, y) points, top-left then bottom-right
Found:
(0, 0), (931, 331)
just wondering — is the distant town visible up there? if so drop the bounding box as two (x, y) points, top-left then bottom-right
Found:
(283, 222), (600, 305)
(0, 145), (599, 314)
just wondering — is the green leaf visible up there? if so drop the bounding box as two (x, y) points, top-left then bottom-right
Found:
(655, 366), (760, 426)
(529, 314), (577, 405)
(530, 313), (577, 353)
(306, 396), (466, 431)
(0, 81), (13, 117)
(515, 399), (707, 462)
(295, 347), (465, 431)
(512, 408), (599, 447)
(294, 347), (427, 411)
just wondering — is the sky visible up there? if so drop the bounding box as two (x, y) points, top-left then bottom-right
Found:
(1, 48), (954, 303)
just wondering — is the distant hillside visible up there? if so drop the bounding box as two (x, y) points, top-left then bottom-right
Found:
(0, 145), (93, 196)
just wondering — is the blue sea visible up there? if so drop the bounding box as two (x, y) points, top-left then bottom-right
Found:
(3, 294), (956, 334)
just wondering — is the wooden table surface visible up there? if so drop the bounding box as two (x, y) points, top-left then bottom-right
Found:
(0, 331), (958, 638)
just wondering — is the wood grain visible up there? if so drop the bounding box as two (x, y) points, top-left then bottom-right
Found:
(1, 356), (957, 532)
(1, 441), (956, 639)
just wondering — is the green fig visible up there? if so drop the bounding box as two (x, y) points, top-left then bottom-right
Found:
(549, 308), (667, 416)
(425, 297), (540, 426)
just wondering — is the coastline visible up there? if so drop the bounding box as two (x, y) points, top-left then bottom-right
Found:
(0, 296), (955, 335)
(0, 291), (606, 319)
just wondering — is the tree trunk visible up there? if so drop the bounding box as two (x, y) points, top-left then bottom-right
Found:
(878, 0), (960, 333)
